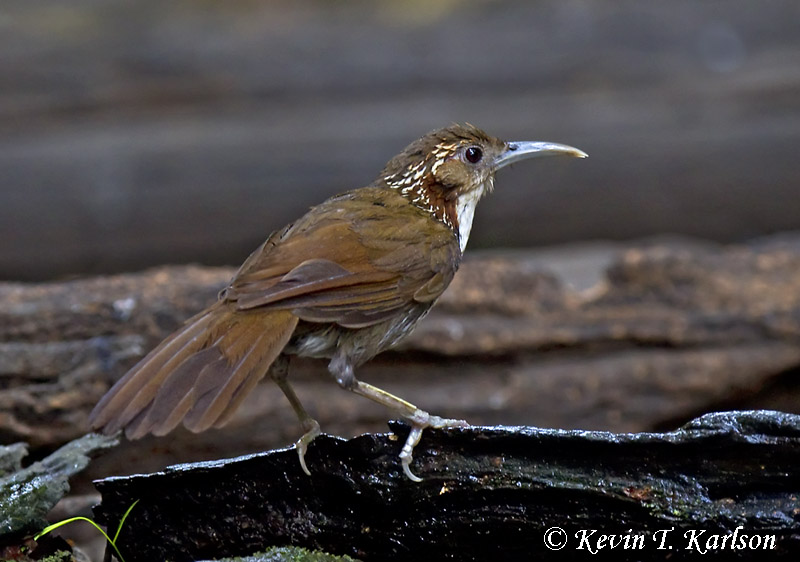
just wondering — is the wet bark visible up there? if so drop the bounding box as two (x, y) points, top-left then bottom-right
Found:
(93, 411), (800, 561)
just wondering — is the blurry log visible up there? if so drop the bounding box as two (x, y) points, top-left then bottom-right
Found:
(3, 239), (800, 467)
(93, 411), (800, 562)
(0, 265), (229, 447)
(2, 238), (800, 489)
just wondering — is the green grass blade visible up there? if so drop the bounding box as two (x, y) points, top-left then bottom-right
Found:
(33, 499), (139, 562)
(113, 499), (140, 543)
(34, 516), (127, 561)
(34, 516), (114, 545)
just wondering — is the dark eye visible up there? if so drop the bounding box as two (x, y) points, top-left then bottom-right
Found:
(464, 146), (483, 164)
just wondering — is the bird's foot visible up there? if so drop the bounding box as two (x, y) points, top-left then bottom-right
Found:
(295, 417), (322, 476)
(427, 414), (469, 430)
(399, 410), (469, 482)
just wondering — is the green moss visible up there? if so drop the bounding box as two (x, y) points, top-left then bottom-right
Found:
(210, 545), (362, 562)
(34, 550), (73, 562)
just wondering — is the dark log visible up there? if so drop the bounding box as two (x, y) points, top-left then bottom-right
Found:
(2, 239), (800, 489)
(93, 411), (800, 561)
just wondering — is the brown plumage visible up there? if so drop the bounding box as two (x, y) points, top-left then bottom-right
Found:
(89, 124), (586, 480)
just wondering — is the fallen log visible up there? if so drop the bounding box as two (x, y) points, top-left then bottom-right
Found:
(93, 410), (800, 561)
(2, 239), (800, 484)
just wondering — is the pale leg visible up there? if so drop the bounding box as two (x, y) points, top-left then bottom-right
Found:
(329, 354), (468, 481)
(269, 355), (321, 476)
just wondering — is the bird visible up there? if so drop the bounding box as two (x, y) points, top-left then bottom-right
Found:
(89, 124), (587, 481)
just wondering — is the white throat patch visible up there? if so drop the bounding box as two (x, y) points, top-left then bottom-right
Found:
(455, 184), (486, 253)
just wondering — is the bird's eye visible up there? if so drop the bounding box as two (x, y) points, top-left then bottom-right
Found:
(464, 146), (483, 164)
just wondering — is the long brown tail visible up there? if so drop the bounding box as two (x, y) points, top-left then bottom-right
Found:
(89, 303), (298, 439)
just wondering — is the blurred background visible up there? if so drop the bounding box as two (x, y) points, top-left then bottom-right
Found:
(3, 4), (800, 557)
(2, 0), (799, 281)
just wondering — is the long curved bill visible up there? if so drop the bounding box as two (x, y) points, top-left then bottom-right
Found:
(493, 141), (588, 170)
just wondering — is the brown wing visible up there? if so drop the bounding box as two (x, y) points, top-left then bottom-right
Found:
(223, 188), (461, 328)
(90, 188), (459, 439)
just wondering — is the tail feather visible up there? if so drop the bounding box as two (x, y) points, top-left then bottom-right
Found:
(127, 347), (223, 438)
(89, 307), (218, 433)
(206, 322), (297, 429)
(183, 330), (270, 431)
(89, 303), (298, 439)
(122, 329), (221, 423)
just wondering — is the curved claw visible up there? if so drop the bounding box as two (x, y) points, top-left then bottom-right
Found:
(295, 418), (321, 476)
(399, 425), (424, 482)
(399, 414), (470, 482)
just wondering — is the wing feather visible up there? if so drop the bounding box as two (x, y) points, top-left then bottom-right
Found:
(222, 188), (460, 327)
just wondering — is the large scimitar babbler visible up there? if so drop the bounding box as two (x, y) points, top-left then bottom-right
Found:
(90, 124), (587, 481)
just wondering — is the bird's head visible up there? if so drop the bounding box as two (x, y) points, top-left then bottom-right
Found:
(378, 123), (587, 251)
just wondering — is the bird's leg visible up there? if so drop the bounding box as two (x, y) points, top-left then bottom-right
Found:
(269, 355), (320, 476)
(329, 354), (467, 482)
